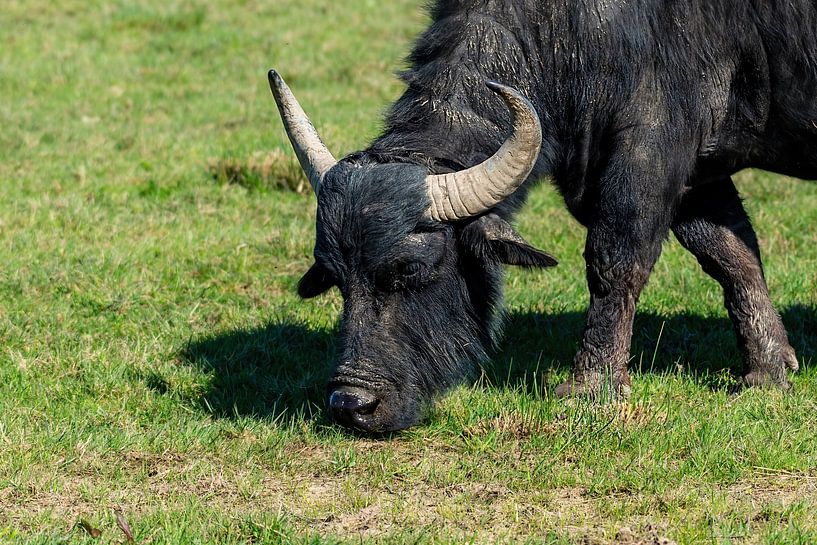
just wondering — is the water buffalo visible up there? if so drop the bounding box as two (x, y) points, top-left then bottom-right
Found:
(269, 0), (816, 432)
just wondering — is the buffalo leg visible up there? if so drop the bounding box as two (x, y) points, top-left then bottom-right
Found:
(671, 179), (797, 389)
(555, 186), (670, 399)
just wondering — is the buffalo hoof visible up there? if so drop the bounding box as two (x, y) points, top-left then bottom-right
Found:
(738, 341), (798, 392)
(782, 343), (800, 372)
(554, 372), (632, 400)
(740, 371), (792, 392)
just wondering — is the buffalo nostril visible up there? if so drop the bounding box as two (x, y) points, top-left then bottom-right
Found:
(328, 387), (379, 422)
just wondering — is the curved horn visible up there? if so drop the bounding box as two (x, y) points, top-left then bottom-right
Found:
(268, 69), (337, 194)
(425, 82), (542, 222)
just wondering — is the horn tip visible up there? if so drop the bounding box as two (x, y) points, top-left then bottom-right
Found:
(485, 80), (501, 91)
(268, 69), (287, 99)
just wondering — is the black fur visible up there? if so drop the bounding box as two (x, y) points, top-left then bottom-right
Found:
(298, 0), (817, 430)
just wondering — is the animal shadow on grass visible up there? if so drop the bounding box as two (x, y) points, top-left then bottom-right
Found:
(180, 322), (337, 420)
(176, 305), (815, 421)
(486, 304), (817, 393)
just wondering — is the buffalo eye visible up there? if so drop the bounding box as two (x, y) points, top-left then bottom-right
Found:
(375, 260), (430, 291)
(398, 261), (424, 279)
(375, 230), (448, 291)
(396, 261), (431, 289)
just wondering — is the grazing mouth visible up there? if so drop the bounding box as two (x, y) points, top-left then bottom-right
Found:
(327, 382), (382, 431)
(325, 375), (425, 433)
(328, 388), (380, 415)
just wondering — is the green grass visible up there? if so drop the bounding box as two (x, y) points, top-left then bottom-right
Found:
(1, 0), (816, 543)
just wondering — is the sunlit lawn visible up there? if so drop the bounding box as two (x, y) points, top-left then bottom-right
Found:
(1, 1), (816, 543)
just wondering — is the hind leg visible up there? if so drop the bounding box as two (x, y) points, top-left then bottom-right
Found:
(672, 178), (797, 389)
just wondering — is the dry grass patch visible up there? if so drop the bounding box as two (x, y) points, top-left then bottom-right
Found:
(461, 402), (667, 441)
(207, 150), (308, 193)
(2, 443), (816, 543)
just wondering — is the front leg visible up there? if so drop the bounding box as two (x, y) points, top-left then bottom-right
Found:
(556, 164), (674, 399)
(555, 222), (666, 398)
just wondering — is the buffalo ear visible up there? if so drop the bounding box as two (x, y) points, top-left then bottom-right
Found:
(297, 262), (335, 298)
(463, 213), (558, 268)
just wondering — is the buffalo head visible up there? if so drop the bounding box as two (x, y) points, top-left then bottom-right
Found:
(269, 70), (557, 432)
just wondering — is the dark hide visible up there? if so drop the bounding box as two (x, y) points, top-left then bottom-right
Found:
(297, 0), (817, 430)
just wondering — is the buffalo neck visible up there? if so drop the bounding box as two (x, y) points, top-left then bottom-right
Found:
(364, 1), (578, 212)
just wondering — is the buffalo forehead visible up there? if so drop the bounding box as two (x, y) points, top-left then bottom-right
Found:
(316, 163), (431, 266)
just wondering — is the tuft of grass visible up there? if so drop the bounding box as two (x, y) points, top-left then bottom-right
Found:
(208, 150), (309, 193)
(110, 4), (208, 33)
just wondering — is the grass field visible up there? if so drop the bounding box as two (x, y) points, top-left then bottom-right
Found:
(2, 1), (817, 543)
